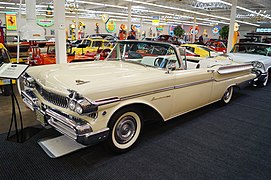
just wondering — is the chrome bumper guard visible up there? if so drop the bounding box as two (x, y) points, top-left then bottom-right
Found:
(21, 90), (109, 146)
(253, 72), (267, 82)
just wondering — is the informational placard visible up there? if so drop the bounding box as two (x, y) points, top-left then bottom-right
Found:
(37, 19), (54, 27)
(0, 63), (29, 79)
(255, 27), (271, 33)
(106, 20), (116, 33)
(152, 16), (160, 26)
(212, 26), (220, 34)
(6, 12), (17, 30)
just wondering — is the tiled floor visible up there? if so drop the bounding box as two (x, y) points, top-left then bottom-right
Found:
(0, 85), (38, 133)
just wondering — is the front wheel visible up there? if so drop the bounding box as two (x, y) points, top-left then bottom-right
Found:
(105, 108), (143, 153)
(220, 86), (234, 105)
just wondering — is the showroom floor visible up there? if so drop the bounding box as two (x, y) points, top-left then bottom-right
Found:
(0, 84), (270, 180)
(0, 86), (38, 134)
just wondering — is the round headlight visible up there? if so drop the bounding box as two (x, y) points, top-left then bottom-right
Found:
(256, 62), (263, 68)
(69, 100), (76, 111)
(75, 104), (83, 114)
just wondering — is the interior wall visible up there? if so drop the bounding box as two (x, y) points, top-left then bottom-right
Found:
(0, 13), (256, 41)
(238, 25), (257, 38)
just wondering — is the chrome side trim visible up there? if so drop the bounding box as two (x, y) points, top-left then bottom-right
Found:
(217, 64), (253, 75)
(96, 78), (214, 105)
(120, 86), (174, 101)
(94, 97), (120, 106)
(174, 79), (213, 89)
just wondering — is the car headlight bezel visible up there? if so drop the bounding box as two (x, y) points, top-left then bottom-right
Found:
(252, 61), (266, 73)
(22, 73), (35, 88)
(67, 90), (98, 116)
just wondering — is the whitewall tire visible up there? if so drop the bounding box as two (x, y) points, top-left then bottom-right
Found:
(106, 108), (142, 153)
(220, 86), (234, 105)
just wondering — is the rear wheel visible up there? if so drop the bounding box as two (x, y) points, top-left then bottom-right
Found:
(220, 86), (234, 105)
(105, 108), (143, 153)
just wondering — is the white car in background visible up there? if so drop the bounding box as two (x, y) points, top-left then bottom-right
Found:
(229, 43), (271, 87)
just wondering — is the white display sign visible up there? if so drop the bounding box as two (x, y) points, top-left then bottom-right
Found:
(256, 28), (271, 33)
(0, 63), (29, 79)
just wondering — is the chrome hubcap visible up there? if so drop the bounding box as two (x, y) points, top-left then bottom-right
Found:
(115, 115), (137, 144)
(224, 89), (230, 100)
(223, 87), (232, 102)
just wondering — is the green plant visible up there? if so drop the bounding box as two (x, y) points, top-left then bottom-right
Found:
(220, 25), (229, 39)
(173, 26), (185, 37)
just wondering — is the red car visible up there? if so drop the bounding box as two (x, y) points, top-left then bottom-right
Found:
(205, 41), (227, 53)
(29, 43), (94, 65)
(84, 48), (111, 60)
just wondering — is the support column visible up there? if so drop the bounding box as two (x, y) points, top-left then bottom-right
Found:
(75, 0), (79, 40)
(192, 17), (196, 43)
(127, 2), (131, 38)
(54, 0), (67, 64)
(140, 17), (143, 39)
(227, 0), (237, 53)
(17, 0), (23, 64)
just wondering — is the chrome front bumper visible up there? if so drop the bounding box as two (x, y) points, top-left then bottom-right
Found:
(253, 72), (267, 83)
(21, 90), (109, 146)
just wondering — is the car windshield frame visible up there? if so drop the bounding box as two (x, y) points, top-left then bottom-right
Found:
(105, 41), (184, 69)
(231, 43), (271, 56)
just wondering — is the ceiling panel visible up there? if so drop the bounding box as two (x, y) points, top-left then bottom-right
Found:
(0, 0), (270, 27)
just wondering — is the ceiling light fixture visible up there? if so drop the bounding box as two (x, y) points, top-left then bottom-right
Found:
(77, 0), (127, 9)
(219, 0), (271, 20)
(0, 2), (16, 5)
(125, 0), (259, 26)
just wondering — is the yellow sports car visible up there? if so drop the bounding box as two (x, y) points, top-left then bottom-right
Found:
(72, 37), (112, 55)
(181, 44), (220, 57)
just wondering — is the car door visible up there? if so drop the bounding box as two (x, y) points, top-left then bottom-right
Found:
(170, 68), (213, 118)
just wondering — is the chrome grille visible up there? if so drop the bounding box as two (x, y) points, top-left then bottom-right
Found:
(35, 83), (68, 108)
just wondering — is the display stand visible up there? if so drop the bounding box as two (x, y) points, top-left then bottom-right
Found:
(0, 63), (40, 143)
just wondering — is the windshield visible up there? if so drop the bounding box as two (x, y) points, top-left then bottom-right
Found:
(231, 44), (271, 56)
(199, 46), (215, 52)
(92, 41), (103, 48)
(81, 39), (91, 46)
(47, 45), (55, 54)
(106, 41), (181, 69)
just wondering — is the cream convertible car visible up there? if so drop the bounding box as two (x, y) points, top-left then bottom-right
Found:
(21, 41), (256, 153)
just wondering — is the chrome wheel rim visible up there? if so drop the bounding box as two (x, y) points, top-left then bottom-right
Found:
(223, 87), (233, 103)
(224, 89), (230, 100)
(115, 115), (137, 144)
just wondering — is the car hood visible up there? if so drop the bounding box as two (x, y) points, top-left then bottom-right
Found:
(228, 53), (271, 64)
(26, 61), (174, 100)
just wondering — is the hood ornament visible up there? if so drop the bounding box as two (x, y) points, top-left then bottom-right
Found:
(75, 80), (90, 85)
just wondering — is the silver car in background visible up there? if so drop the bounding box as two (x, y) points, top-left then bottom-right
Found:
(229, 43), (271, 87)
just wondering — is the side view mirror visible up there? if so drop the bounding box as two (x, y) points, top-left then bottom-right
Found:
(165, 62), (176, 74)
